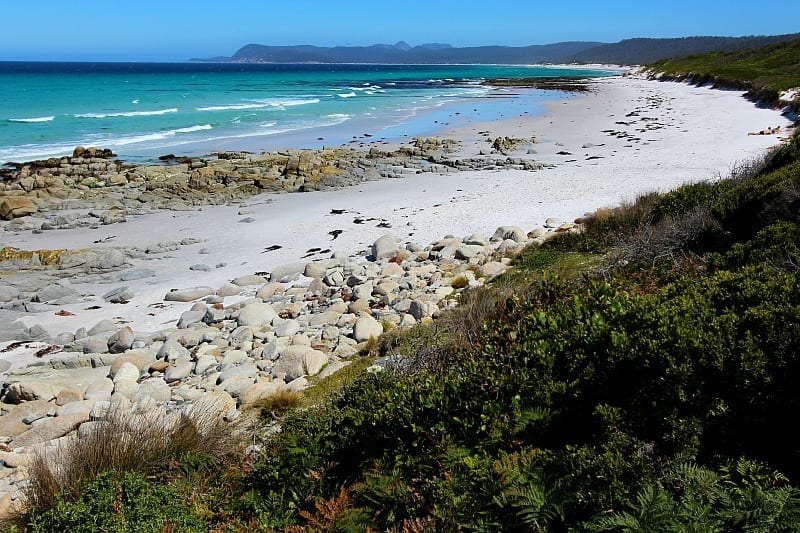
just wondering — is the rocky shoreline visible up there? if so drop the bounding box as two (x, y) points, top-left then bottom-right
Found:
(0, 137), (542, 225)
(0, 139), (576, 515)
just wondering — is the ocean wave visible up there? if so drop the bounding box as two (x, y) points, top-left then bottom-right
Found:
(197, 103), (271, 112)
(8, 116), (55, 123)
(197, 97), (320, 112)
(338, 92), (357, 98)
(74, 108), (178, 119)
(258, 97), (320, 107)
(0, 142), (78, 162)
(348, 85), (382, 92)
(178, 115), (349, 144)
(109, 124), (212, 146)
(174, 124), (213, 134)
(0, 113), (347, 163)
(104, 121), (281, 147)
(236, 114), (351, 138)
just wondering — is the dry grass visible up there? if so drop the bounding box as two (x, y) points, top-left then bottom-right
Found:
(449, 274), (470, 290)
(22, 397), (244, 513)
(586, 192), (661, 236)
(441, 284), (514, 350)
(376, 283), (516, 375)
(611, 205), (719, 267)
(251, 389), (303, 418)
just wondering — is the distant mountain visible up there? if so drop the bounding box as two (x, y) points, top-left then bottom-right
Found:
(566, 34), (800, 65)
(224, 41), (604, 64)
(192, 33), (800, 66)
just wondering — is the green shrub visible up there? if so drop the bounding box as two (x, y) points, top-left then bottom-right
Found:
(248, 254), (800, 529)
(25, 472), (208, 532)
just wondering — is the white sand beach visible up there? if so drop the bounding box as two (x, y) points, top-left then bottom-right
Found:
(2, 75), (794, 339)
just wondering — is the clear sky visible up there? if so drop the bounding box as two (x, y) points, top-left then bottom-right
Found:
(2, 0), (799, 62)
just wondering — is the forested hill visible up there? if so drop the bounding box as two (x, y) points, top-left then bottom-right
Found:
(203, 33), (800, 65)
(568, 33), (800, 64)
(227, 41), (603, 64)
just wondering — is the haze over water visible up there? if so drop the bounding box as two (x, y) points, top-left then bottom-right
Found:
(0, 62), (613, 163)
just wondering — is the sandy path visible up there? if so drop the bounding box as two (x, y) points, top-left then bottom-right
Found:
(3, 75), (793, 337)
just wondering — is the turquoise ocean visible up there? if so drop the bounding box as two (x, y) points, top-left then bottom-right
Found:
(0, 63), (614, 164)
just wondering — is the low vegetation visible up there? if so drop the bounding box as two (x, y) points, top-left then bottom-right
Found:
(12, 400), (247, 532)
(649, 38), (800, 107)
(11, 48), (800, 530)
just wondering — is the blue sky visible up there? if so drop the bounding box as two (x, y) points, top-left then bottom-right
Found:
(2, 0), (799, 61)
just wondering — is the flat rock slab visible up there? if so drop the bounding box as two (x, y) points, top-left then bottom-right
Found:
(0, 286), (20, 303)
(0, 400), (54, 438)
(269, 262), (306, 283)
(0, 197), (37, 220)
(164, 287), (215, 302)
(232, 274), (268, 287)
(10, 412), (88, 449)
(103, 286), (135, 303)
(33, 282), (80, 305)
(116, 268), (156, 282)
(3, 366), (111, 404)
(59, 248), (127, 271)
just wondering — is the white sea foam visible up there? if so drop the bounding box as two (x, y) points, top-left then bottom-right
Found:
(132, 99), (139, 104)
(198, 97), (319, 112)
(0, 142), (77, 162)
(74, 108), (178, 119)
(163, 115), (350, 146)
(108, 124), (212, 146)
(197, 103), (271, 112)
(260, 97), (320, 107)
(338, 92), (357, 98)
(173, 124), (213, 134)
(8, 116), (55, 123)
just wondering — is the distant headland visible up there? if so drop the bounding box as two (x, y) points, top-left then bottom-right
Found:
(191, 33), (800, 65)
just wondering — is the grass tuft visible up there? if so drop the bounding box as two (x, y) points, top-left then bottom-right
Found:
(20, 397), (243, 515)
(252, 389), (304, 418)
